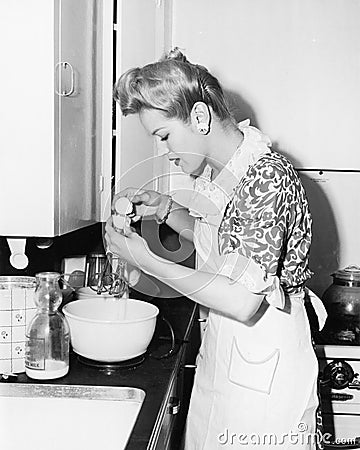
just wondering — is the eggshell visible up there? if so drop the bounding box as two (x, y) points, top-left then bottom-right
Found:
(114, 197), (133, 215)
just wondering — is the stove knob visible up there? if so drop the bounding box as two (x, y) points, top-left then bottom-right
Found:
(349, 372), (360, 390)
(322, 359), (355, 390)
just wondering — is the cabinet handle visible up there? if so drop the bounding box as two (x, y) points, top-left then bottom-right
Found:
(197, 318), (207, 323)
(183, 364), (197, 370)
(167, 396), (181, 415)
(55, 61), (75, 97)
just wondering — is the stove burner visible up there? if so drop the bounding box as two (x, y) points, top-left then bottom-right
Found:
(77, 353), (146, 371)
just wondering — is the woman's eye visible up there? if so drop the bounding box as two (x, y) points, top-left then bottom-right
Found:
(160, 134), (169, 142)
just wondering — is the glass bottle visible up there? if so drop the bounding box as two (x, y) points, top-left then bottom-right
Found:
(25, 272), (70, 379)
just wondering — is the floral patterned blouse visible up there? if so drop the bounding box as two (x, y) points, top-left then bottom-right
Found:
(218, 128), (313, 295)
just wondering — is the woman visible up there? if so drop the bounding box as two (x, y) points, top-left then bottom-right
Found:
(105, 49), (327, 449)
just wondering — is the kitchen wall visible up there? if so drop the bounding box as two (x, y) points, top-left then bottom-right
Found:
(171, 0), (360, 169)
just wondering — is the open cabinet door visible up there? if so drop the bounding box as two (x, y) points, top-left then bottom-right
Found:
(57, 0), (113, 231)
(56, 0), (99, 233)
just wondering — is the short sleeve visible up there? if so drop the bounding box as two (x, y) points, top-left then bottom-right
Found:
(218, 157), (290, 308)
(219, 158), (288, 275)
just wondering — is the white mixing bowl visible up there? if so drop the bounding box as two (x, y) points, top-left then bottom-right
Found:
(62, 298), (159, 362)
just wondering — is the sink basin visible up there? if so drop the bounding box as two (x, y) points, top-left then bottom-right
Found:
(0, 383), (145, 450)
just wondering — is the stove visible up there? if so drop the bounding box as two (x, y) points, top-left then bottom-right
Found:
(315, 344), (360, 448)
(77, 353), (147, 375)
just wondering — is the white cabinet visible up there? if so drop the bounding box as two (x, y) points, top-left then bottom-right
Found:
(113, 0), (168, 195)
(0, 0), (112, 237)
(0, 0), (171, 240)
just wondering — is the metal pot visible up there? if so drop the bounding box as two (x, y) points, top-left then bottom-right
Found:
(321, 265), (360, 344)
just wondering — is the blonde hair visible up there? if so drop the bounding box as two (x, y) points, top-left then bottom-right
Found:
(113, 48), (233, 123)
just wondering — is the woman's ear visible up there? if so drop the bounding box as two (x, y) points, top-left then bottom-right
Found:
(191, 102), (211, 135)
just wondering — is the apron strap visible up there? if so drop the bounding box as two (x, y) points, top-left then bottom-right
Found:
(304, 287), (328, 331)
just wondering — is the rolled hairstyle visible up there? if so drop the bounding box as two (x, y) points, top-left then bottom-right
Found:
(113, 48), (233, 124)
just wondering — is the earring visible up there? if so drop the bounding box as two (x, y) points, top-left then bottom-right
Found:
(197, 122), (209, 135)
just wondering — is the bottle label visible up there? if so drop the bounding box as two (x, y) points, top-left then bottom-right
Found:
(25, 337), (45, 370)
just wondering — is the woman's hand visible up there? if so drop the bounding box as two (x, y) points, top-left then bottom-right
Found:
(112, 187), (169, 221)
(104, 217), (153, 270)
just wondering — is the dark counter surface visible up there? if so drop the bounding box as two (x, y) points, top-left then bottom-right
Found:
(6, 296), (198, 450)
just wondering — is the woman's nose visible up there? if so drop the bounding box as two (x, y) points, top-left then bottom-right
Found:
(159, 145), (177, 161)
(156, 140), (170, 156)
(166, 149), (176, 160)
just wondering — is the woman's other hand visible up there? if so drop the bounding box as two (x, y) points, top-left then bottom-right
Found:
(104, 217), (153, 270)
(112, 187), (169, 221)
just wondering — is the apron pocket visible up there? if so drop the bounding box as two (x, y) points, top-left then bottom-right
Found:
(228, 338), (280, 395)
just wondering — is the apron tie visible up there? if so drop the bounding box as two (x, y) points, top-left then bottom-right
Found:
(287, 288), (328, 331)
(304, 287), (328, 331)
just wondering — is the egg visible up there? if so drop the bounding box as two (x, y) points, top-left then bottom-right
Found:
(114, 197), (133, 216)
(112, 197), (134, 235)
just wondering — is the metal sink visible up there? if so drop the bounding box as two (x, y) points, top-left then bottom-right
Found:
(0, 383), (145, 450)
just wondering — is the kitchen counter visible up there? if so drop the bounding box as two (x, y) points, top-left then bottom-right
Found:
(3, 296), (198, 450)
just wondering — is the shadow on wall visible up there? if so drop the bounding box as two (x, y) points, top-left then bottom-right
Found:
(224, 89), (259, 126)
(298, 173), (339, 297)
(133, 220), (196, 299)
(225, 88), (301, 166)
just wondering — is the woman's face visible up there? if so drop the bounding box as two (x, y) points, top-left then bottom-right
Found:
(139, 108), (207, 176)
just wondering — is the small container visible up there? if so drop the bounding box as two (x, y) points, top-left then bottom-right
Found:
(25, 272), (70, 379)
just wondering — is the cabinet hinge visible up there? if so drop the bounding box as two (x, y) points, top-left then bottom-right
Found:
(113, 23), (118, 31)
(99, 175), (105, 193)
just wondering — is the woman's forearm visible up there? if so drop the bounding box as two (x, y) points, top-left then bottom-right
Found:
(142, 251), (264, 322)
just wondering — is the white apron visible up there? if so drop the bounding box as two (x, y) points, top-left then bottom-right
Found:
(184, 123), (327, 450)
